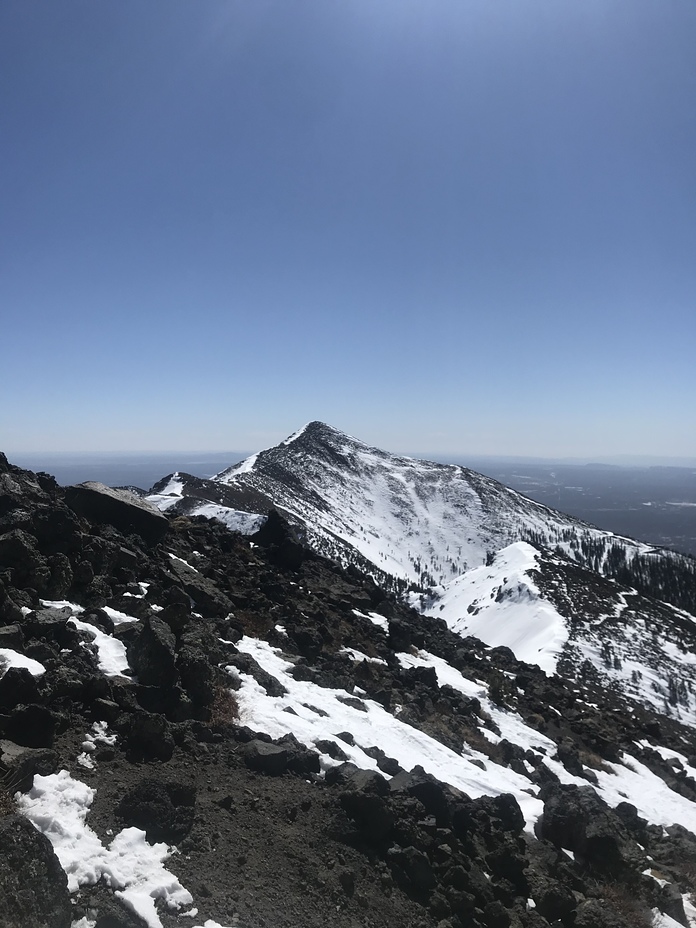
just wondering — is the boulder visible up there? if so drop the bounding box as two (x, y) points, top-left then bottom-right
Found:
(168, 569), (233, 619)
(127, 617), (178, 688)
(65, 483), (168, 545)
(0, 668), (40, 711)
(5, 705), (56, 748)
(25, 608), (79, 649)
(252, 509), (306, 570)
(0, 530), (51, 593)
(388, 845), (436, 892)
(0, 624), (24, 650)
(241, 740), (289, 775)
(0, 815), (72, 928)
(116, 777), (196, 844)
(31, 508), (83, 555)
(339, 769), (394, 842)
(126, 712), (174, 761)
(389, 766), (452, 824)
(275, 733), (321, 776)
(0, 740), (57, 793)
(538, 783), (645, 877)
(177, 646), (215, 709)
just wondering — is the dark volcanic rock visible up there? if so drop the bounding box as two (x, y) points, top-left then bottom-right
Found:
(127, 616), (178, 688)
(0, 530), (50, 593)
(0, 624), (24, 649)
(126, 711), (175, 761)
(65, 482), (168, 545)
(0, 740), (57, 793)
(0, 814), (72, 928)
(339, 769), (394, 842)
(241, 740), (289, 775)
(5, 705), (56, 748)
(116, 777), (196, 844)
(0, 667), (40, 711)
(252, 509), (306, 570)
(389, 766), (453, 825)
(538, 783), (645, 876)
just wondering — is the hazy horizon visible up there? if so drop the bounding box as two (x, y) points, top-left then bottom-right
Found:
(8, 447), (696, 471)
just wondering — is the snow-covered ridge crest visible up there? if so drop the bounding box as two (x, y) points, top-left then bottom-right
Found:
(206, 421), (684, 595)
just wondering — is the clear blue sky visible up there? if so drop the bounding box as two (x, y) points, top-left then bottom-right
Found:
(2, 0), (695, 458)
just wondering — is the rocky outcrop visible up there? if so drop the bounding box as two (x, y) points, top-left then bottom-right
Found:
(65, 482), (168, 544)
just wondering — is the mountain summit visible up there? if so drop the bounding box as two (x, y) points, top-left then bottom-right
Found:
(147, 422), (696, 725)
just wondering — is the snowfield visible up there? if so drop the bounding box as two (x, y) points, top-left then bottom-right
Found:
(419, 542), (568, 673)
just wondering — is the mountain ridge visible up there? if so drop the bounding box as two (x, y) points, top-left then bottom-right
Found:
(145, 422), (696, 727)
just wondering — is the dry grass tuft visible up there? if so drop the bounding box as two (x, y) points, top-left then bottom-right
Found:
(600, 883), (653, 928)
(208, 685), (240, 729)
(0, 788), (16, 817)
(578, 748), (613, 773)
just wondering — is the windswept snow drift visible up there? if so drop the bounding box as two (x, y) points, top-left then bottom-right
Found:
(420, 542), (568, 673)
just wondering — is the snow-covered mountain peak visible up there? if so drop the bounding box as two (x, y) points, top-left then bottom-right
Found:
(143, 423), (696, 724)
(204, 422), (675, 594)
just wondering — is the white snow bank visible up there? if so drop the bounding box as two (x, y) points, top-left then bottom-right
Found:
(396, 649), (557, 755)
(340, 647), (387, 665)
(188, 502), (265, 535)
(0, 648), (46, 677)
(41, 599), (85, 613)
(69, 618), (131, 677)
(102, 605), (139, 626)
(424, 543), (568, 674)
(235, 636), (696, 839)
(146, 475), (185, 511)
(352, 608), (389, 629)
(593, 753), (696, 835)
(18, 771), (193, 928)
(217, 452), (259, 480)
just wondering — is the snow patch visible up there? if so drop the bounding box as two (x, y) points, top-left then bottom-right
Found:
(188, 502), (265, 535)
(0, 648), (46, 677)
(69, 618), (131, 678)
(233, 636), (544, 830)
(18, 771), (193, 928)
(102, 605), (139, 626)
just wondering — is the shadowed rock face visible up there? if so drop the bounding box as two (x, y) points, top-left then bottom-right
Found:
(0, 815), (72, 928)
(65, 482), (168, 544)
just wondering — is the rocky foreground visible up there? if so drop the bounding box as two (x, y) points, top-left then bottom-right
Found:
(1, 451), (696, 928)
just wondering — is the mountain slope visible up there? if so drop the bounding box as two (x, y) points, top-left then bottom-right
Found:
(151, 421), (695, 602)
(146, 422), (696, 727)
(3, 451), (696, 928)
